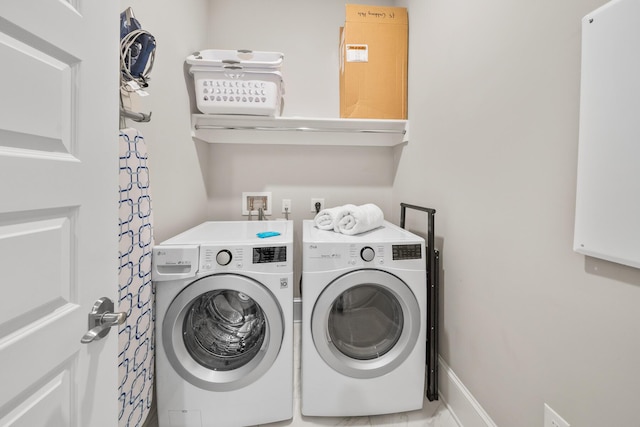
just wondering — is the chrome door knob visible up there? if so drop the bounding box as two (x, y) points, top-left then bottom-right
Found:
(80, 297), (127, 344)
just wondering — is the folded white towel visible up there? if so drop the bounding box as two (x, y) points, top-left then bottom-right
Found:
(336, 204), (384, 235)
(314, 204), (356, 230)
(332, 204), (357, 232)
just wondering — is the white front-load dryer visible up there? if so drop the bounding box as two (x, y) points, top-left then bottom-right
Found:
(301, 220), (426, 417)
(152, 221), (293, 427)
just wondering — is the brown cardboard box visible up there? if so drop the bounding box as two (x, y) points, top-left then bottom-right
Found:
(340, 4), (408, 119)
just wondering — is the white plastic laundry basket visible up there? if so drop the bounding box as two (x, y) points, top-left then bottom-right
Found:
(187, 49), (285, 116)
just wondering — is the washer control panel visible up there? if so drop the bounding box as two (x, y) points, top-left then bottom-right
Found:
(253, 246), (287, 264)
(200, 244), (291, 273)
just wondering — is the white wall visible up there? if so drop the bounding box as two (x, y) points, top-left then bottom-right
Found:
(119, 0), (210, 243)
(395, 0), (640, 426)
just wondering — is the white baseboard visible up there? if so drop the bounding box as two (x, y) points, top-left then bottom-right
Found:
(438, 356), (498, 427)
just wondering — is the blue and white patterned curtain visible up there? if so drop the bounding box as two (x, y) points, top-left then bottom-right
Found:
(118, 128), (155, 427)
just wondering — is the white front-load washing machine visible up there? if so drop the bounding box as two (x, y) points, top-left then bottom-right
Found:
(301, 219), (426, 417)
(152, 221), (293, 427)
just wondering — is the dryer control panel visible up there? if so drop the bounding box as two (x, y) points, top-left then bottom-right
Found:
(392, 244), (422, 260)
(304, 241), (425, 272)
(302, 219), (426, 272)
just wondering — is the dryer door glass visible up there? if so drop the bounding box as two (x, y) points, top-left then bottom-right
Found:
(328, 284), (403, 360)
(183, 289), (266, 371)
(311, 269), (421, 379)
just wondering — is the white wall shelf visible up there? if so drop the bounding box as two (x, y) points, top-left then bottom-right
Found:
(191, 114), (408, 146)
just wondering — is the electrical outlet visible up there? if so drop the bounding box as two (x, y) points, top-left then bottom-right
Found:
(311, 198), (325, 213)
(544, 404), (570, 427)
(282, 199), (292, 214)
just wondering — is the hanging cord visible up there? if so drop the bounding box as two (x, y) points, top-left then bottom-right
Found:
(120, 28), (156, 88)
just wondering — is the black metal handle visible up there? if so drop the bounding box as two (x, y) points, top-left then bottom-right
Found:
(399, 203), (439, 402)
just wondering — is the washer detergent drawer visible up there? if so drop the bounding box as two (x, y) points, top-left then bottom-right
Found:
(152, 245), (199, 281)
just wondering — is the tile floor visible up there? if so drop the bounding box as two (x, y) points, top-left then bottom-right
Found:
(147, 323), (460, 427)
(261, 394), (458, 427)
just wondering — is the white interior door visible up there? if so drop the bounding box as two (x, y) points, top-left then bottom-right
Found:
(0, 1), (119, 426)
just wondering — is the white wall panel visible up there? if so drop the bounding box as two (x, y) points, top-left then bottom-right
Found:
(574, 0), (640, 268)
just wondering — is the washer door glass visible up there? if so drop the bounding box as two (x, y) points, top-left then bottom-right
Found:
(163, 274), (284, 391)
(312, 269), (420, 379)
(183, 289), (266, 371)
(328, 284), (403, 360)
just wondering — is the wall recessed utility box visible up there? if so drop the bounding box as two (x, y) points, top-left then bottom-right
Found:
(242, 192), (272, 216)
(339, 4), (408, 119)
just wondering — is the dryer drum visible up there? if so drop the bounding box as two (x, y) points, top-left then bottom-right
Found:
(183, 289), (266, 370)
(328, 284), (403, 360)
